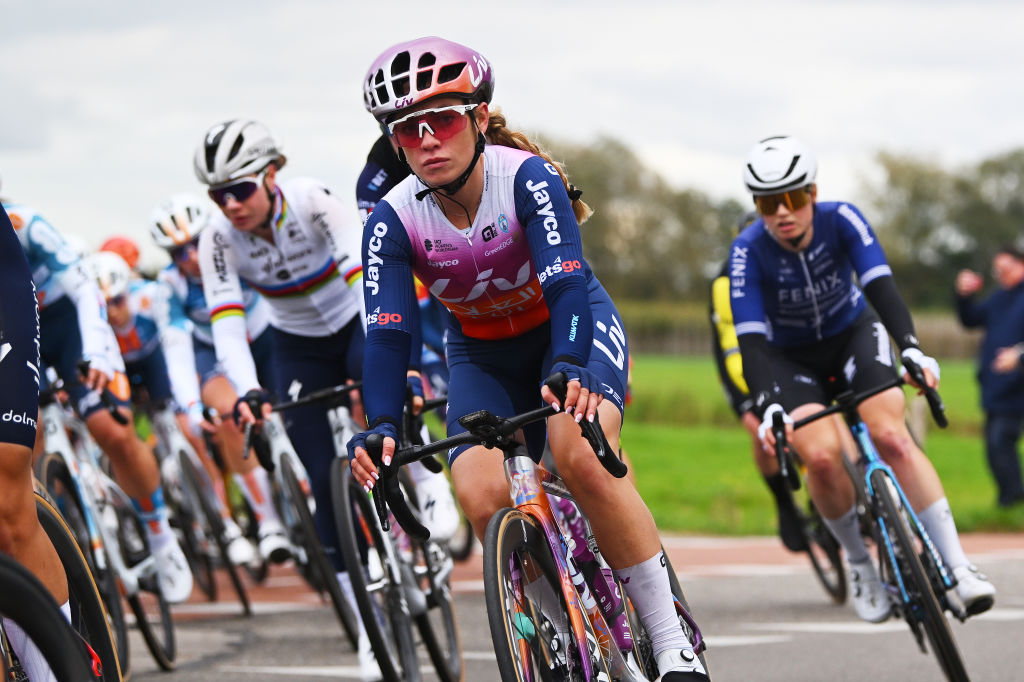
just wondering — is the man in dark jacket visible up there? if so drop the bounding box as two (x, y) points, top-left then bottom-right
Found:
(955, 245), (1024, 507)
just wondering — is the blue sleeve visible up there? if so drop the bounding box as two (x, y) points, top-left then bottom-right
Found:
(419, 296), (447, 355)
(834, 203), (891, 286)
(728, 236), (768, 338)
(513, 155), (592, 365)
(955, 293), (986, 329)
(361, 200), (420, 425)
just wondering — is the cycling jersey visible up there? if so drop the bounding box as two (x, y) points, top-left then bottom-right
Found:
(197, 176), (365, 393)
(0, 206), (41, 448)
(362, 145), (607, 427)
(729, 201), (892, 347)
(3, 201), (118, 378)
(157, 264), (270, 348)
(355, 134), (409, 221)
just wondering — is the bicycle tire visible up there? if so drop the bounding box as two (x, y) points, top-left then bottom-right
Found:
(331, 457), (421, 682)
(117, 503), (177, 671)
(400, 471), (463, 682)
(800, 500), (847, 604)
(279, 455), (360, 651)
(484, 507), (611, 682)
(35, 493), (123, 681)
(872, 468), (969, 682)
(37, 453), (130, 678)
(164, 460), (217, 602)
(446, 514), (475, 562)
(178, 450), (252, 616)
(0, 551), (96, 682)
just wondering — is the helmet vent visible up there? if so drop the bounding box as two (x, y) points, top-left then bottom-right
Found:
(437, 63), (465, 85)
(417, 53), (435, 68)
(227, 135), (244, 163)
(390, 51), (410, 76)
(416, 70), (432, 91)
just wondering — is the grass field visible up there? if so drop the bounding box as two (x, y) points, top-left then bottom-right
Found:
(625, 355), (1024, 535)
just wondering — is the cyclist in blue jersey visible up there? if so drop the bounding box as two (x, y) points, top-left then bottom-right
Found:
(0, 205), (67, 682)
(3, 198), (194, 604)
(347, 36), (707, 680)
(148, 194), (288, 564)
(86, 250), (259, 567)
(729, 135), (996, 622)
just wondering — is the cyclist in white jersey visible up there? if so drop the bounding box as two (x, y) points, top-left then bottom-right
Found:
(347, 37), (707, 681)
(192, 118), (379, 680)
(149, 193), (288, 563)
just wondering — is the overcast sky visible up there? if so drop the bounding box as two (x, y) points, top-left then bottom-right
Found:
(2, 0), (1020, 269)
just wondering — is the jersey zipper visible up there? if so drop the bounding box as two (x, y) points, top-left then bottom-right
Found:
(797, 252), (824, 341)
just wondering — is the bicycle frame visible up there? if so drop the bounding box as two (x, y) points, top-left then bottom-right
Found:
(40, 399), (155, 598)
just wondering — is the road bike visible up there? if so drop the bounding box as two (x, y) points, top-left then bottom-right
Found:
(36, 379), (176, 673)
(148, 400), (251, 615)
(773, 357), (971, 682)
(322, 386), (461, 682)
(239, 393), (361, 651)
(367, 373), (710, 681)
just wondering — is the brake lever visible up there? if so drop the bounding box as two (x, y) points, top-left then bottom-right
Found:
(544, 371), (627, 479)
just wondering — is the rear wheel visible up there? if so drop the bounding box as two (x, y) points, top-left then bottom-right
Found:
(872, 469), (968, 682)
(279, 456), (359, 651)
(484, 507), (610, 682)
(178, 450), (251, 616)
(37, 453), (129, 677)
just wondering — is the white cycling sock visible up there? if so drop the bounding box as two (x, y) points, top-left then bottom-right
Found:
(917, 497), (969, 570)
(336, 571), (369, 637)
(523, 575), (569, 634)
(3, 600), (69, 682)
(822, 505), (870, 564)
(235, 468), (282, 526)
(617, 550), (689, 658)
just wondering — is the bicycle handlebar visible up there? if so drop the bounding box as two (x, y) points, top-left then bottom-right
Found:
(774, 356), (948, 459)
(365, 372), (625, 540)
(76, 360), (129, 426)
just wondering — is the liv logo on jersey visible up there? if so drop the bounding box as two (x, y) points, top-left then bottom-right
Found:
(0, 342), (11, 365)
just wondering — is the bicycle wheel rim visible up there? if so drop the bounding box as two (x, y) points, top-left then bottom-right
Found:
(35, 493), (123, 681)
(280, 457), (360, 651)
(872, 469), (969, 682)
(484, 507), (607, 682)
(179, 451), (251, 616)
(118, 506), (177, 671)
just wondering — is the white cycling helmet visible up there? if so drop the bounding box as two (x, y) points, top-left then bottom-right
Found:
(743, 135), (817, 195)
(193, 119), (286, 186)
(150, 194), (210, 250)
(62, 232), (91, 261)
(85, 251), (131, 301)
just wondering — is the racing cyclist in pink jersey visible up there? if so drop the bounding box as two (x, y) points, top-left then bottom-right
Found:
(347, 37), (707, 681)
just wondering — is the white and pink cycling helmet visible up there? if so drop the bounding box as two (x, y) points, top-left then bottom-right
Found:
(363, 36), (494, 123)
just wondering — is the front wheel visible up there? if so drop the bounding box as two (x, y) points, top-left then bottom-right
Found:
(800, 500), (847, 604)
(484, 507), (610, 682)
(872, 469), (969, 682)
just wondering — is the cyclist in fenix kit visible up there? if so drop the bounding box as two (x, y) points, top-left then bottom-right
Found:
(85, 249), (260, 567)
(192, 118), (384, 680)
(347, 37), (707, 681)
(710, 210), (808, 552)
(729, 135), (996, 622)
(149, 194), (289, 565)
(0, 204), (67, 682)
(3, 196), (194, 604)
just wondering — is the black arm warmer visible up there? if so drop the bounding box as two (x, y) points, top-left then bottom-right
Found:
(735, 332), (777, 416)
(863, 276), (920, 350)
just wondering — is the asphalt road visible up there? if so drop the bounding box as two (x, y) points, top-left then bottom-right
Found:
(130, 533), (1024, 682)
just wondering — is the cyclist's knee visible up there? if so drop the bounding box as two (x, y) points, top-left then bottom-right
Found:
(800, 446), (845, 482)
(457, 478), (508, 540)
(87, 411), (143, 462)
(872, 422), (919, 463)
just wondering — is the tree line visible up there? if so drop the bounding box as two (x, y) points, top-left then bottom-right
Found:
(547, 137), (1024, 308)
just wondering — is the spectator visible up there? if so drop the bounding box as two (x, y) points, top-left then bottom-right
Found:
(955, 245), (1024, 508)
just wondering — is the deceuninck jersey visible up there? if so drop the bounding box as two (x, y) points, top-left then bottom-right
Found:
(4, 201), (123, 377)
(729, 201), (893, 347)
(362, 145), (599, 423)
(197, 176), (364, 393)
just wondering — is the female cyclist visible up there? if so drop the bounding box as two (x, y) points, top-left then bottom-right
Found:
(730, 135), (996, 622)
(347, 36), (707, 680)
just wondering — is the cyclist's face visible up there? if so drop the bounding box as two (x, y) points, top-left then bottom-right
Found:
(395, 97), (488, 188)
(993, 252), (1024, 289)
(762, 185), (816, 247)
(215, 167), (275, 233)
(105, 295), (130, 327)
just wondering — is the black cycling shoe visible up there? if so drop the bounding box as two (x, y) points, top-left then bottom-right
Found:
(777, 504), (808, 552)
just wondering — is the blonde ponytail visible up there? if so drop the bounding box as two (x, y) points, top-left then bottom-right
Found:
(485, 110), (593, 225)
